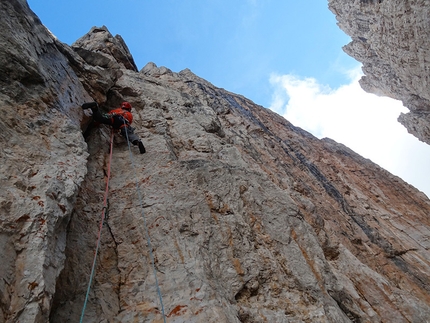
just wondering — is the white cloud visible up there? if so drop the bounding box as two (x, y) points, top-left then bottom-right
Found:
(269, 67), (430, 198)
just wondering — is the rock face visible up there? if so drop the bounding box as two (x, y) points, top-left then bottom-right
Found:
(328, 0), (430, 145)
(1, 1), (430, 322)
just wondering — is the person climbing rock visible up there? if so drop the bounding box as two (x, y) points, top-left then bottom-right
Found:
(82, 101), (146, 154)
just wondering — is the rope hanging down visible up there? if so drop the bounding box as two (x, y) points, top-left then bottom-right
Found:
(123, 121), (167, 323)
(80, 129), (115, 323)
(79, 124), (165, 322)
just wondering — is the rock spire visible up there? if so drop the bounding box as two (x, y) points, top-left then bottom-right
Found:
(329, 0), (430, 145)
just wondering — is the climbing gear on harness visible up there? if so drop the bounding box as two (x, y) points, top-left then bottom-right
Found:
(108, 108), (133, 128)
(111, 114), (129, 129)
(79, 129), (114, 323)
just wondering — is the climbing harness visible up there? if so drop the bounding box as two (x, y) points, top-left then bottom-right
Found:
(80, 124), (166, 323)
(123, 121), (167, 323)
(80, 129), (114, 323)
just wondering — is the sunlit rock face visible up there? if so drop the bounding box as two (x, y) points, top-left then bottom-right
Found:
(1, 1), (430, 322)
(328, 0), (430, 145)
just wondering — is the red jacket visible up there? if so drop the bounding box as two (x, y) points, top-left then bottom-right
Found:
(108, 108), (133, 127)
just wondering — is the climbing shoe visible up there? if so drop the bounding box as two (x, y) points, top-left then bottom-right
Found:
(81, 102), (98, 110)
(138, 141), (146, 154)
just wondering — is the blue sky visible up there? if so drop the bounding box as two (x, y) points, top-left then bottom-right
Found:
(28, 0), (356, 107)
(28, 0), (430, 197)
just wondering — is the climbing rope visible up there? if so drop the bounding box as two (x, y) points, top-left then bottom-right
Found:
(79, 124), (165, 322)
(123, 123), (167, 323)
(79, 129), (115, 323)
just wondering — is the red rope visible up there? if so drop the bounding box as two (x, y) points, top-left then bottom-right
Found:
(80, 129), (115, 322)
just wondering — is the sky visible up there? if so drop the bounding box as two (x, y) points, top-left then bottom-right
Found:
(28, 0), (430, 198)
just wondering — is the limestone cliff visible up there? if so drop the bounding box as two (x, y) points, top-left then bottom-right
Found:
(328, 0), (430, 145)
(1, 1), (430, 322)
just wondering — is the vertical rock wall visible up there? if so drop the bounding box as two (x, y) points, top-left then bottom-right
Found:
(1, 1), (430, 322)
(0, 0), (89, 321)
(328, 0), (430, 145)
(55, 49), (430, 321)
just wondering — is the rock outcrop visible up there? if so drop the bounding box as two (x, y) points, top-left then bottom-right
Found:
(1, 1), (430, 322)
(328, 0), (430, 145)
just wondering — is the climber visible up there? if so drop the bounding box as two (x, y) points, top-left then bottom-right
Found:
(82, 101), (146, 154)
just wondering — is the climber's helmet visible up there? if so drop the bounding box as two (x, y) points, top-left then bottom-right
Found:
(121, 101), (132, 111)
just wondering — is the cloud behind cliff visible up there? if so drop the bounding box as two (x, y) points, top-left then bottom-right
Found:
(269, 66), (430, 197)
